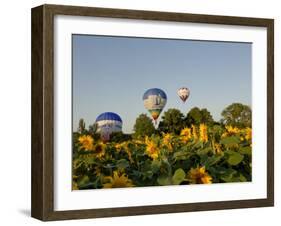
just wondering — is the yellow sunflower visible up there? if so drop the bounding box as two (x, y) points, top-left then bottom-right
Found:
(191, 124), (198, 140)
(180, 127), (192, 143)
(115, 143), (123, 152)
(103, 171), (134, 188)
(188, 166), (212, 184)
(222, 125), (240, 138)
(78, 135), (94, 150)
(94, 142), (106, 158)
(145, 136), (160, 160)
(214, 143), (222, 154)
(162, 133), (173, 151)
(244, 127), (252, 141)
(115, 142), (134, 163)
(199, 124), (208, 143)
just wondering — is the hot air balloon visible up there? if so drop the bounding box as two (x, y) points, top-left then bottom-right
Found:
(143, 88), (167, 125)
(95, 112), (122, 141)
(177, 87), (190, 103)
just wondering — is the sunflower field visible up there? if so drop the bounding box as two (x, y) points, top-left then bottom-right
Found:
(72, 124), (252, 190)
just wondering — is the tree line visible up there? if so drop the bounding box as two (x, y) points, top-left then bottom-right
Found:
(76, 102), (251, 140)
(134, 103), (251, 138)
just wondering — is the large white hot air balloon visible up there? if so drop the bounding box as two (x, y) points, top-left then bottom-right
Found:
(177, 87), (190, 103)
(143, 88), (167, 125)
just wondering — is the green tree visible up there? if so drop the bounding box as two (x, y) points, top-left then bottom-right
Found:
(110, 132), (132, 142)
(200, 108), (214, 125)
(186, 107), (214, 126)
(78, 118), (86, 133)
(88, 123), (97, 134)
(158, 108), (185, 134)
(221, 103), (252, 128)
(133, 114), (155, 138)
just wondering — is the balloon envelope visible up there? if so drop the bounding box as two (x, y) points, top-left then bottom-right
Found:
(95, 112), (122, 140)
(177, 87), (190, 103)
(143, 88), (167, 122)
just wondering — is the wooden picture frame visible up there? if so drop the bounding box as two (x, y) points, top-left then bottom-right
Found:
(31, 4), (274, 221)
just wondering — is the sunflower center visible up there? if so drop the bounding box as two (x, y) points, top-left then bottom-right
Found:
(95, 145), (102, 153)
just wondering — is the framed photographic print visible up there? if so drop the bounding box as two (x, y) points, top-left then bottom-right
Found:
(31, 4), (274, 221)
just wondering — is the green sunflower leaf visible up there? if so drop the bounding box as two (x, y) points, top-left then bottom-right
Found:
(239, 146), (252, 155)
(172, 168), (186, 185)
(116, 159), (130, 169)
(225, 150), (244, 165)
(220, 136), (240, 145)
(157, 175), (172, 186)
(197, 147), (213, 155)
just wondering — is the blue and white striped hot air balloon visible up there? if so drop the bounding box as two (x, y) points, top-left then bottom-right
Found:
(95, 112), (122, 141)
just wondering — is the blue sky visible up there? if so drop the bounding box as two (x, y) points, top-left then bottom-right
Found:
(72, 35), (251, 133)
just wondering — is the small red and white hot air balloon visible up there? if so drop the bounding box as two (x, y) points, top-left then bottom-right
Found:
(177, 87), (190, 103)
